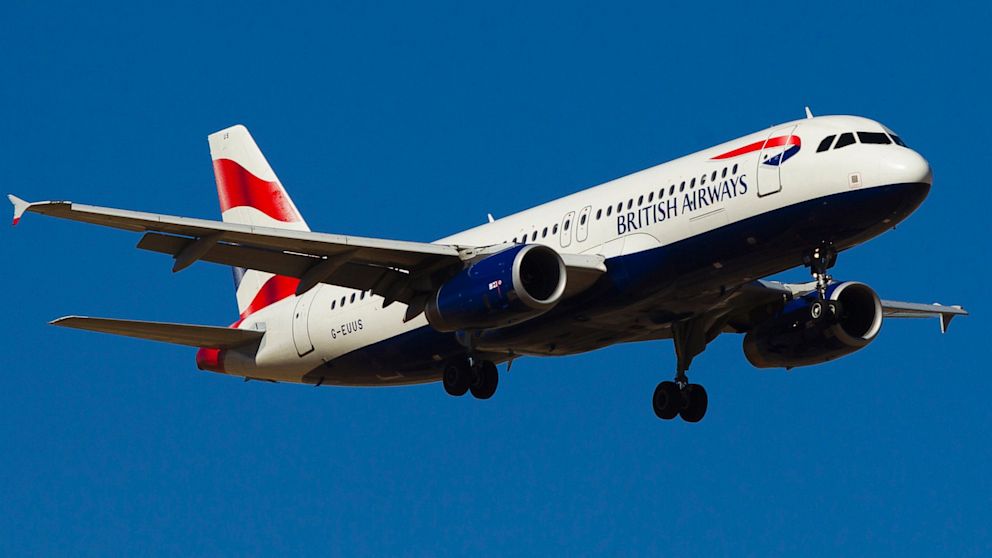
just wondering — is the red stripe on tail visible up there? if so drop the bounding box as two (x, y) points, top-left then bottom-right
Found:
(238, 274), (300, 322)
(213, 158), (302, 223)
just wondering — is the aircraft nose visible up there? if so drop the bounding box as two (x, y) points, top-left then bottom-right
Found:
(881, 148), (932, 185)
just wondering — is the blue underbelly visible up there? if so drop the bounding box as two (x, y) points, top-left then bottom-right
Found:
(308, 181), (929, 386)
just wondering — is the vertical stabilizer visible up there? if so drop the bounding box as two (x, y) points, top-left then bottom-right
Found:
(208, 125), (308, 319)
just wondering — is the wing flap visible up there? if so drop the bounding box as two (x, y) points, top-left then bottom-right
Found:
(137, 232), (416, 301)
(51, 316), (264, 349)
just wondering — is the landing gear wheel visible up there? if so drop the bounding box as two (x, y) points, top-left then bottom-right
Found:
(652, 381), (682, 420)
(679, 384), (708, 423)
(469, 360), (499, 400)
(442, 360), (470, 397)
(810, 300), (824, 320)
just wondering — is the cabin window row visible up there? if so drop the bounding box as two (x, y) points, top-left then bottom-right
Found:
(330, 290), (372, 310)
(502, 163), (741, 245)
(595, 163), (739, 220)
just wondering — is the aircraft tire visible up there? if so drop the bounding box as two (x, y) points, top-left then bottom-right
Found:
(679, 384), (708, 423)
(469, 360), (499, 400)
(652, 381), (681, 420)
(443, 360), (471, 397)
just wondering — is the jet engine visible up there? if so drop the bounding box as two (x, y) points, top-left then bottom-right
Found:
(743, 281), (883, 369)
(425, 244), (567, 332)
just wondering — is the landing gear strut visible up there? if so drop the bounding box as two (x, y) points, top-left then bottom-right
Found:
(803, 241), (842, 322)
(653, 319), (710, 422)
(443, 357), (498, 400)
(803, 241), (837, 299)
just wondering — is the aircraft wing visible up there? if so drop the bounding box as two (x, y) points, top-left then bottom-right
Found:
(9, 196), (607, 313)
(879, 299), (969, 333)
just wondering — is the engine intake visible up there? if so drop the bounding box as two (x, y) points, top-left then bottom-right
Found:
(425, 244), (567, 332)
(743, 281), (883, 369)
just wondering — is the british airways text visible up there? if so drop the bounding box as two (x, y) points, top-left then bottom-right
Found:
(617, 174), (748, 235)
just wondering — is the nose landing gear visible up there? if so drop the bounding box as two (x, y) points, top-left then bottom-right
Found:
(803, 241), (837, 299)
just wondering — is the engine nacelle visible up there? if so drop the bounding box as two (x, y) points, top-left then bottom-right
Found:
(425, 244), (567, 332)
(743, 281), (883, 369)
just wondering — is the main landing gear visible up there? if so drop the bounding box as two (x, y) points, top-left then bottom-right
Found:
(653, 320), (710, 422)
(443, 358), (498, 400)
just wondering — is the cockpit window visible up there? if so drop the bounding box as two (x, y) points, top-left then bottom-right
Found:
(890, 134), (907, 147)
(858, 131), (892, 145)
(816, 135), (836, 152)
(834, 132), (856, 149)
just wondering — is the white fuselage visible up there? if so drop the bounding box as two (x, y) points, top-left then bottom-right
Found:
(218, 115), (932, 384)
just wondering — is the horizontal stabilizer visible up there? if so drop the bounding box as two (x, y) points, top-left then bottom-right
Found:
(50, 316), (263, 349)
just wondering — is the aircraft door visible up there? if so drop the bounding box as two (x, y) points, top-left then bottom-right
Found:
(576, 205), (592, 242)
(756, 125), (798, 197)
(292, 287), (317, 356)
(559, 211), (575, 248)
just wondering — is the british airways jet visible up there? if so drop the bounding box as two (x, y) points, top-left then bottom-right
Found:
(9, 112), (968, 422)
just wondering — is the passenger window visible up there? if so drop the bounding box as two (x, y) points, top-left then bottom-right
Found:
(711, 171), (717, 181)
(341, 296), (346, 306)
(564, 220), (571, 231)
(361, 291), (366, 300)
(350, 293), (356, 303)
(732, 164), (738, 174)
(721, 167), (727, 178)
(331, 300), (336, 309)
(835, 132), (856, 149)
(817, 135), (836, 152)
(648, 192), (654, 203)
(606, 206), (612, 217)
(542, 227), (548, 238)
(596, 209), (602, 220)
(661, 187), (667, 198)
(531, 231), (538, 241)
(580, 214), (587, 225)
(858, 131), (892, 144)
(890, 134), (907, 147)
(627, 199), (633, 210)
(699, 175), (705, 186)
(553, 224), (559, 234)
(617, 202), (622, 212)
(638, 195), (643, 206)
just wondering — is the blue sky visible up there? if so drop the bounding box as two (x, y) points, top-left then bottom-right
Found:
(2, 1), (989, 555)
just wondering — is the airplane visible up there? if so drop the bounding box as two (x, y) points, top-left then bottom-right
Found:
(8, 111), (968, 422)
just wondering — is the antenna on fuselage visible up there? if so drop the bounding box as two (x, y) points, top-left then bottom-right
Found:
(805, 106), (814, 119)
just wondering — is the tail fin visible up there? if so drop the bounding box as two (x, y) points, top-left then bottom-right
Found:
(208, 125), (306, 319)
